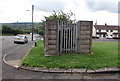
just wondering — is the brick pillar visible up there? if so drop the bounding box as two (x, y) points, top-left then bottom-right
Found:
(44, 20), (58, 56)
(77, 21), (93, 54)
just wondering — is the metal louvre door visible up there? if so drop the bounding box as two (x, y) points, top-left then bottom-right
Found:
(58, 20), (77, 54)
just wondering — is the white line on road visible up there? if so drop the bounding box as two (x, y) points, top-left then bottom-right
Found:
(3, 43), (30, 68)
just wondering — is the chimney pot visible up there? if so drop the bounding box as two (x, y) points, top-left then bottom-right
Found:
(105, 23), (107, 26)
(95, 23), (97, 25)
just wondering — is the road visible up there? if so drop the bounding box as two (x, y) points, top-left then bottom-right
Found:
(93, 38), (119, 42)
(1, 35), (119, 80)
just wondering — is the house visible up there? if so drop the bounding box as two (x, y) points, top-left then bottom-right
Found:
(93, 23), (120, 38)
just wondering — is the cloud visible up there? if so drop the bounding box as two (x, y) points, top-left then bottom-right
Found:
(70, 0), (80, 7)
(30, 0), (67, 12)
(84, 0), (119, 13)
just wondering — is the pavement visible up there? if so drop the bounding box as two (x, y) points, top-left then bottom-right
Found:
(3, 39), (120, 74)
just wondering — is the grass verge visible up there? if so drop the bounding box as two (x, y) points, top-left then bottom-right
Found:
(22, 40), (119, 70)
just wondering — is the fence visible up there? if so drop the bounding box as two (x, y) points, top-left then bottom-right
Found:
(44, 19), (93, 56)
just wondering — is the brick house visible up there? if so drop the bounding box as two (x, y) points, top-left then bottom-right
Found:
(93, 23), (120, 38)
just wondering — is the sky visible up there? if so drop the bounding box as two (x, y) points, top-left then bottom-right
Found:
(0, 0), (119, 25)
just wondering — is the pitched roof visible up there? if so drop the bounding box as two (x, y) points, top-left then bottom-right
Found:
(94, 25), (120, 30)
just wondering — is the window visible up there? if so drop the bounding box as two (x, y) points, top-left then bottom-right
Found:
(106, 30), (108, 32)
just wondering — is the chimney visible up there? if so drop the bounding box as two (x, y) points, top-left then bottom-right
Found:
(105, 23), (107, 26)
(95, 20), (97, 26)
(95, 23), (97, 26)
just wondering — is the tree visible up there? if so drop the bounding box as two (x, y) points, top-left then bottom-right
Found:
(2, 25), (31, 35)
(2, 25), (13, 34)
(38, 11), (74, 35)
(45, 10), (73, 21)
(38, 21), (45, 35)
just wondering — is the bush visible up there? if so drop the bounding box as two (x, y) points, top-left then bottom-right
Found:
(2, 25), (31, 35)
(38, 30), (44, 35)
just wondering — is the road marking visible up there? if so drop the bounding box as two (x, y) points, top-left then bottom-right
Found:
(3, 42), (31, 68)
(3, 45), (24, 67)
(3, 45), (24, 58)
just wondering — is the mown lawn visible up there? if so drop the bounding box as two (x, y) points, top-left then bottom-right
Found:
(22, 40), (119, 70)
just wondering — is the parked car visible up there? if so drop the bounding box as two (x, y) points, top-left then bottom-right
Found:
(14, 35), (28, 44)
(113, 37), (120, 39)
(106, 36), (113, 39)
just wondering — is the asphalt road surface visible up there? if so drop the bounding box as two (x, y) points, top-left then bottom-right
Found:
(93, 38), (119, 42)
(1, 35), (120, 80)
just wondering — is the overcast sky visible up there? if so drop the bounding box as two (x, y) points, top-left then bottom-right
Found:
(0, 0), (119, 25)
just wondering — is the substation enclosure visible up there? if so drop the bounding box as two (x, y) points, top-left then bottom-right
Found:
(44, 19), (93, 56)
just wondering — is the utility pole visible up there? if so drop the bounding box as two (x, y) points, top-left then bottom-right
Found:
(32, 5), (34, 41)
(17, 21), (19, 28)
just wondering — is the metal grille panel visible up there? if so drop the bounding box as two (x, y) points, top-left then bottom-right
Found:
(58, 20), (77, 54)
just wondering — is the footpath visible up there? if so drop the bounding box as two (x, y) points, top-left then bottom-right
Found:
(3, 42), (119, 74)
